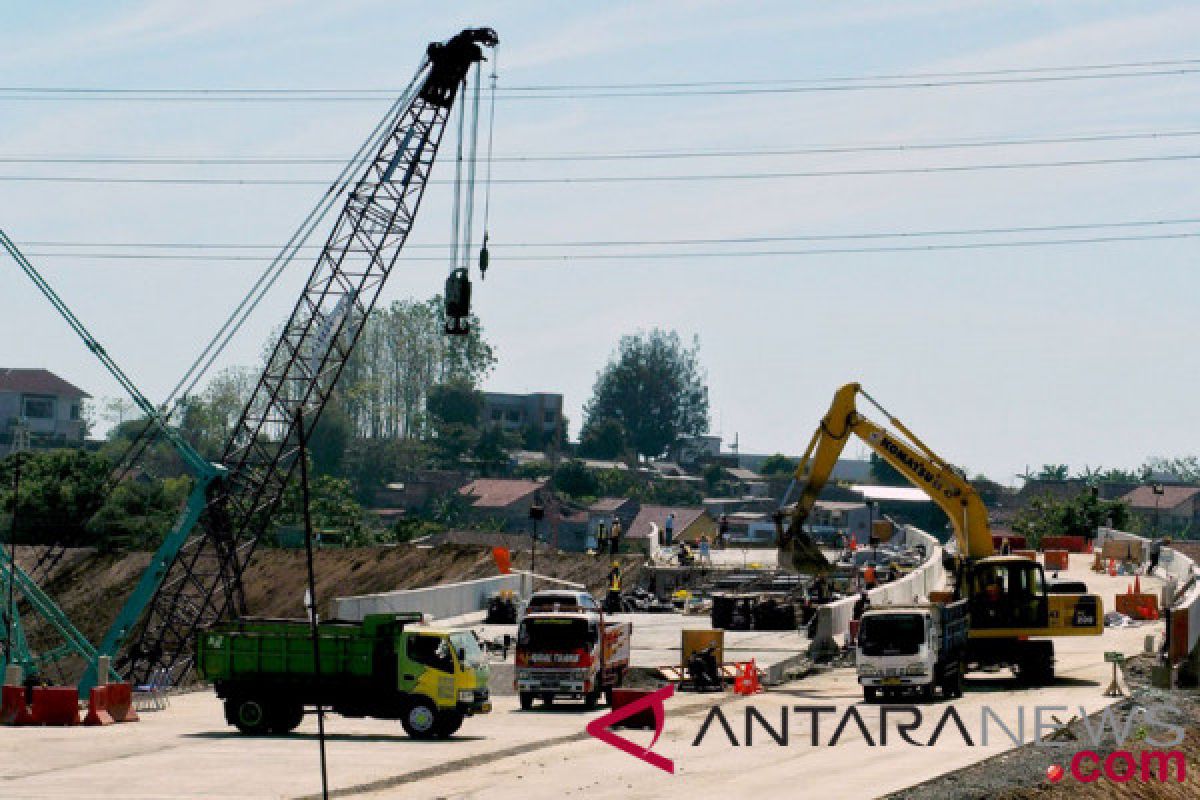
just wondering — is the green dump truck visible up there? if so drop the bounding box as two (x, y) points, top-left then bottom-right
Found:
(196, 612), (491, 738)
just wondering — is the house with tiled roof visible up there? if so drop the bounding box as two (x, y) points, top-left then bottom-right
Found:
(0, 368), (90, 456)
(1120, 485), (1200, 536)
(626, 505), (716, 551)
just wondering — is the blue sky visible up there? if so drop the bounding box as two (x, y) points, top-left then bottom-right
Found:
(1, 1), (1198, 483)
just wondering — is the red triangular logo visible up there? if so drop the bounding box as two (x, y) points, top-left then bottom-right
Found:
(585, 684), (675, 774)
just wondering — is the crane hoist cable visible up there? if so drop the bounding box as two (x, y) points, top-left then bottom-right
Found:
(479, 46), (499, 278)
(444, 51), (490, 334)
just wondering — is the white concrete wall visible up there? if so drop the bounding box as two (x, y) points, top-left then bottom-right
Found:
(810, 525), (945, 651)
(334, 571), (587, 622)
(1097, 526), (1200, 659)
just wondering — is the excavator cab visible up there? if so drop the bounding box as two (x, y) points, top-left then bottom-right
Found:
(963, 557), (1048, 630)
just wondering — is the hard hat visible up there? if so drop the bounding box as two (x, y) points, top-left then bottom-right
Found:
(612, 561), (620, 568)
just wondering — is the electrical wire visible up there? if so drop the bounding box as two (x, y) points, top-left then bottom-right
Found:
(0, 56), (1198, 100)
(15, 216), (1200, 252)
(2, 152), (1197, 186)
(18, 230), (1200, 263)
(3, 128), (1199, 165)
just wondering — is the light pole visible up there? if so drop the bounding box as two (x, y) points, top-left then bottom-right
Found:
(528, 503), (544, 598)
(1152, 483), (1165, 537)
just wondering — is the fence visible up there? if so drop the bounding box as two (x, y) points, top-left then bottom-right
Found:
(810, 525), (945, 653)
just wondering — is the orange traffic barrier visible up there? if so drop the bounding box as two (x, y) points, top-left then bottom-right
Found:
(106, 682), (139, 723)
(1, 685), (34, 726)
(31, 686), (80, 726)
(1108, 558), (1117, 577)
(83, 686), (114, 727)
(1115, 593), (1159, 620)
(733, 660), (762, 696)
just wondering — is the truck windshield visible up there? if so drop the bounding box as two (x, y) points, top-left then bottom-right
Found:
(450, 631), (485, 668)
(859, 614), (924, 656)
(519, 618), (592, 650)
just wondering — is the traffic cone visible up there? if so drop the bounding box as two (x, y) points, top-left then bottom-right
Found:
(1133, 575), (1141, 595)
(1108, 559), (1117, 577)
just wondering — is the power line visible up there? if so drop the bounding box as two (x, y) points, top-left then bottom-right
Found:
(2, 129), (1198, 166)
(19, 230), (1200, 263)
(16, 216), (1200, 252)
(1, 152), (1197, 187)
(1, 57), (1198, 100)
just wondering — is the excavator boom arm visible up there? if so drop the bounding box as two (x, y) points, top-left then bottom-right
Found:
(782, 383), (993, 560)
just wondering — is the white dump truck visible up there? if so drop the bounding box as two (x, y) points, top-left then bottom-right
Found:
(856, 600), (968, 703)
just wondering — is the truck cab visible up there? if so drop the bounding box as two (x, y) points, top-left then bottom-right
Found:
(856, 601), (968, 703)
(514, 611), (631, 710)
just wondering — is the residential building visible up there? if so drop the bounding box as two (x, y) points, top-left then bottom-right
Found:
(586, 496), (640, 550)
(1120, 485), (1200, 536)
(482, 392), (564, 440)
(670, 434), (722, 465)
(0, 368), (89, 456)
(458, 478), (547, 525)
(625, 505), (716, 550)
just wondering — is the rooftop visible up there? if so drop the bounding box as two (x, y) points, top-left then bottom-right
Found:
(0, 368), (89, 398)
(458, 478), (545, 509)
(626, 505), (709, 540)
(1121, 485), (1200, 511)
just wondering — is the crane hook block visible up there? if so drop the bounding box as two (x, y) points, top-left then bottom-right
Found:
(444, 267), (472, 336)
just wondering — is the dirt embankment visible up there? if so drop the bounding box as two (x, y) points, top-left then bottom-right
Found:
(14, 543), (648, 639)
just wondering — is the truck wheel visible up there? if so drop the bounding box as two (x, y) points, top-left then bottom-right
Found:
(541, 693), (555, 708)
(270, 702), (305, 734)
(229, 697), (271, 736)
(1016, 642), (1055, 686)
(433, 711), (464, 738)
(401, 699), (439, 739)
(519, 692), (535, 711)
(583, 690), (601, 710)
(919, 684), (935, 703)
(863, 687), (879, 704)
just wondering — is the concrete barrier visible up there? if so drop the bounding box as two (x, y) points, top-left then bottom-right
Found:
(1098, 526), (1200, 664)
(334, 571), (585, 622)
(810, 525), (945, 654)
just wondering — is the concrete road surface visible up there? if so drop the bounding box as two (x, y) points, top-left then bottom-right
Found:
(0, 555), (1163, 799)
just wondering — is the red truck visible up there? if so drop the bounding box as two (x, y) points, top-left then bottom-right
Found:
(515, 610), (632, 710)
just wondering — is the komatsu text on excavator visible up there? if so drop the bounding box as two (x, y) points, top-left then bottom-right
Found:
(777, 383), (1103, 683)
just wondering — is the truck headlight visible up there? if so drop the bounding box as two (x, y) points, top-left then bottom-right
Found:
(904, 663), (927, 676)
(458, 690), (475, 703)
(858, 665), (879, 677)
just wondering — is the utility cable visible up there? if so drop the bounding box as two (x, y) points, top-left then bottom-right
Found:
(5, 128), (1200, 164)
(4, 151), (1198, 186)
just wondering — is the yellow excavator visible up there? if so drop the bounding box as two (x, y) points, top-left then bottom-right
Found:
(777, 383), (1103, 683)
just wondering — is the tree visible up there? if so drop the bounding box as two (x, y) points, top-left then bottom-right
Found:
(582, 329), (709, 459)
(869, 452), (907, 487)
(339, 295), (495, 440)
(0, 450), (111, 545)
(1035, 464), (1070, 481)
(758, 453), (797, 477)
(578, 417), (628, 460)
(277, 473), (372, 546)
(1143, 456), (1200, 483)
(551, 460), (599, 498)
(1012, 490), (1130, 549)
(472, 426), (519, 476)
(427, 381), (483, 428)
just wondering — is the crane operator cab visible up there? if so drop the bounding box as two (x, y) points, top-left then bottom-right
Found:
(963, 557), (1048, 630)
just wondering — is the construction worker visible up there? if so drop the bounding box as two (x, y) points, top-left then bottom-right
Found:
(605, 561), (623, 613)
(698, 535), (712, 565)
(664, 512), (675, 546)
(718, 513), (730, 549)
(610, 517), (622, 555)
(863, 562), (878, 589)
(595, 521), (608, 556)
